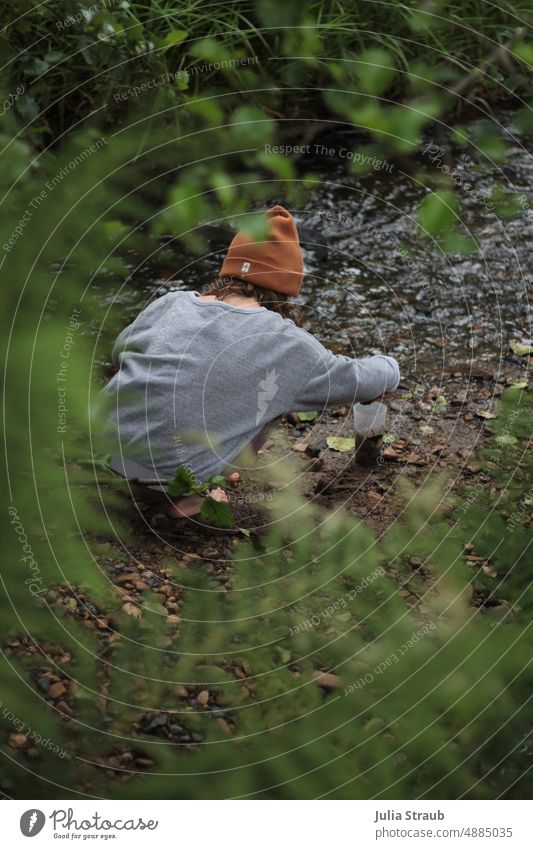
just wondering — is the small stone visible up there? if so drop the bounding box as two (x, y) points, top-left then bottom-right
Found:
(166, 614), (181, 625)
(145, 713), (168, 731)
(8, 733), (27, 749)
(48, 681), (66, 699)
(122, 602), (141, 618)
(313, 670), (343, 690)
(196, 690), (210, 707)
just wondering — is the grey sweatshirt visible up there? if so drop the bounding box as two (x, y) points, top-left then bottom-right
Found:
(103, 290), (400, 482)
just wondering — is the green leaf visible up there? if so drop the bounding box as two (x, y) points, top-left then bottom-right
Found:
(418, 190), (458, 236)
(490, 185), (523, 219)
(208, 474), (228, 488)
(354, 49), (395, 96)
(297, 411), (317, 422)
(326, 436), (355, 452)
(168, 466), (198, 498)
(509, 340), (533, 356)
(513, 42), (533, 66)
(16, 95), (39, 122)
(163, 30), (188, 48)
(495, 435), (518, 447)
(432, 395), (447, 413)
(383, 433), (396, 444)
(200, 496), (233, 527)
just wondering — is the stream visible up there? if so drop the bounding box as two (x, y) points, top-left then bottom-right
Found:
(95, 110), (532, 390)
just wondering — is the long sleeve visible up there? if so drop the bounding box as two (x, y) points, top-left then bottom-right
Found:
(111, 292), (176, 367)
(294, 345), (400, 408)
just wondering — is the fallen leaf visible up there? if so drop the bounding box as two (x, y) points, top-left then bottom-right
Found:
(509, 340), (533, 356)
(476, 410), (498, 419)
(432, 395), (447, 413)
(382, 433), (396, 445)
(419, 425), (434, 435)
(383, 446), (399, 459)
(326, 436), (355, 452)
(293, 442), (308, 452)
(495, 435), (518, 447)
(297, 411), (318, 422)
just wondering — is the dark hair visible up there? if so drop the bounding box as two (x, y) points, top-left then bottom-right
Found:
(204, 276), (301, 324)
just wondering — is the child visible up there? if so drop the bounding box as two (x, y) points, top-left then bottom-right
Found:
(104, 205), (400, 517)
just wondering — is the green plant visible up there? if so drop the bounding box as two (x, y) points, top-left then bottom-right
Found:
(168, 467), (233, 526)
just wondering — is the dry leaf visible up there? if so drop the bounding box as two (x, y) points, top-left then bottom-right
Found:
(326, 436), (355, 452)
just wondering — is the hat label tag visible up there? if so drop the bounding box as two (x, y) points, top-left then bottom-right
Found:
(241, 262), (251, 273)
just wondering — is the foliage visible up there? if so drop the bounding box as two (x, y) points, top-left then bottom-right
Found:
(168, 467), (233, 526)
(0, 0), (531, 800)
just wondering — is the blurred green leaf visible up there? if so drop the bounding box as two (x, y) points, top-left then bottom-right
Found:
(418, 190), (459, 235)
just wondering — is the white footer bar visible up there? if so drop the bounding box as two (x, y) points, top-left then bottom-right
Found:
(4, 800), (530, 848)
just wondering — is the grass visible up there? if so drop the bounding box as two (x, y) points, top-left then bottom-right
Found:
(1, 0), (531, 142)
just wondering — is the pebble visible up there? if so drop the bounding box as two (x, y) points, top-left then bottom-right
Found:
(196, 690), (210, 707)
(313, 670), (343, 690)
(48, 681), (66, 699)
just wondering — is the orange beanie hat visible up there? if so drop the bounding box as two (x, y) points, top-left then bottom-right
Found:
(220, 205), (304, 295)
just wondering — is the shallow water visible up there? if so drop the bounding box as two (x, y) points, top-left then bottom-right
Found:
(96, 113), (532, 386)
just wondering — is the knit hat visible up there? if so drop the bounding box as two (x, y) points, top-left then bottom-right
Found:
(220, 205), (304, 295)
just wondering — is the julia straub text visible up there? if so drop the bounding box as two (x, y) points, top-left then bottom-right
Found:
(374, 809), (445, 823)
